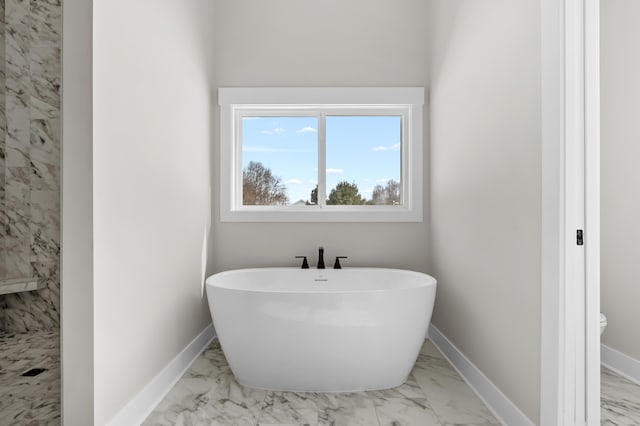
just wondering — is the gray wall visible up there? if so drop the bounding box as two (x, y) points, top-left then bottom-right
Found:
(428, 1), (541, 423)
(61, 0), (94, 421)
(211, 0), (431, 273)
(92, 0), (215, 423)
(601, 0), (640, 361)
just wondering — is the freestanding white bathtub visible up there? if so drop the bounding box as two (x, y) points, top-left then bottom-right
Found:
(205, 267), (437, 392)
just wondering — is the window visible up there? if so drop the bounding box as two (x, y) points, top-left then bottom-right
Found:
(219, 87), (424, 222)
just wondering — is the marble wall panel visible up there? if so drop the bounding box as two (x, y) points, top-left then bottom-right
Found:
(0, 0), (5, 282)
(3, 167), (30, 278)
(0, 1), (5, 144)
(29, 45), (59, 109)
(30, 115), (59, 190)
(1, 0), (60, 333)
(29, 0), (60, 43)
(0, 0), (5, 326)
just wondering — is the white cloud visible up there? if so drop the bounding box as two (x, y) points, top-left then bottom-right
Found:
(297, 126), (317, 133)
(371, 143), (401, 152)
(286, 178), (302, 184)
(261, 127), (286, 135)
(326, 168), (344, 174)
(376, 177), (391, 183)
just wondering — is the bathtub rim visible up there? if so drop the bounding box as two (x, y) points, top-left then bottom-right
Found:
(205, 266), (437, 294)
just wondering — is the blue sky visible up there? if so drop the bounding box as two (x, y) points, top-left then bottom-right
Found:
(242, 116), (401, 204)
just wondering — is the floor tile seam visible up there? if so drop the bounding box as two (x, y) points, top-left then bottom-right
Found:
(260, 392), (383, 426)
(411, 371), (465, 425)
(370, 401), (382, 426)
(407, 372), (430, 399)
(256, 390), (280, 423)
(419, 397), (447, 426)
(600, 395), (640, 408)
(372, 396), (443, 426)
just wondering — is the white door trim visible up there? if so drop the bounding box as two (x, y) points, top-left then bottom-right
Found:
(540, 0), (600, 425)
(584, 0), (601, 422)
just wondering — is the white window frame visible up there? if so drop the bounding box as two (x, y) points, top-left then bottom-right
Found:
(218, 87), (424, 222)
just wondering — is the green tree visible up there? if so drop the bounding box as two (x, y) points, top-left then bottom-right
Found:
(309, 185), (318, 205)
(242, 161), (288, 205)
(327, 181), (366, 205)
(371, 179), (401, 205)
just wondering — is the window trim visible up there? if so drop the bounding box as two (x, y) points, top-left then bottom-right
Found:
(219, 87), (424, 222)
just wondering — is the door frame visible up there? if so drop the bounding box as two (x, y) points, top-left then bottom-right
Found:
(540, 0), (600, 424)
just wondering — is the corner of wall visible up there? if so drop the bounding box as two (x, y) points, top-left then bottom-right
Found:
(61, 0), (95, 423)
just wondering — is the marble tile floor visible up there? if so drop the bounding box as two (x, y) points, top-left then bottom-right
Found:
(1, 329), (638, 425)
(144, 339), (501, 426)
(0, 329), (60, 425)
(601, 366), (640, 425)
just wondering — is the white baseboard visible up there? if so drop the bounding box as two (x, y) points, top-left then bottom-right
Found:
(107, 323), (216, 426)
(601, 344), (640, 386)
(427, 324), (534, 426)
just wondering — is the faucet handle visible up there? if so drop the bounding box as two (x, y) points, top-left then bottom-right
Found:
(333, 256), (348, 269)
(295, 256), (309, 269)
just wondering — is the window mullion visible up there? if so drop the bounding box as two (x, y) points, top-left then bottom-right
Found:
(318, 112), (327, 208)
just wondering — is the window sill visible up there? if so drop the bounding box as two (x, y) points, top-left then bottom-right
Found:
(221, 205), (422, 222)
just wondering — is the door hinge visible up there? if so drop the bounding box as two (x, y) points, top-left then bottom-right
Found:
(577, 229), (584, 246)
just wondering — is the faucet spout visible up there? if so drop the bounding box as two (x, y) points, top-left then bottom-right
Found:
(317, 247), (325, 269)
